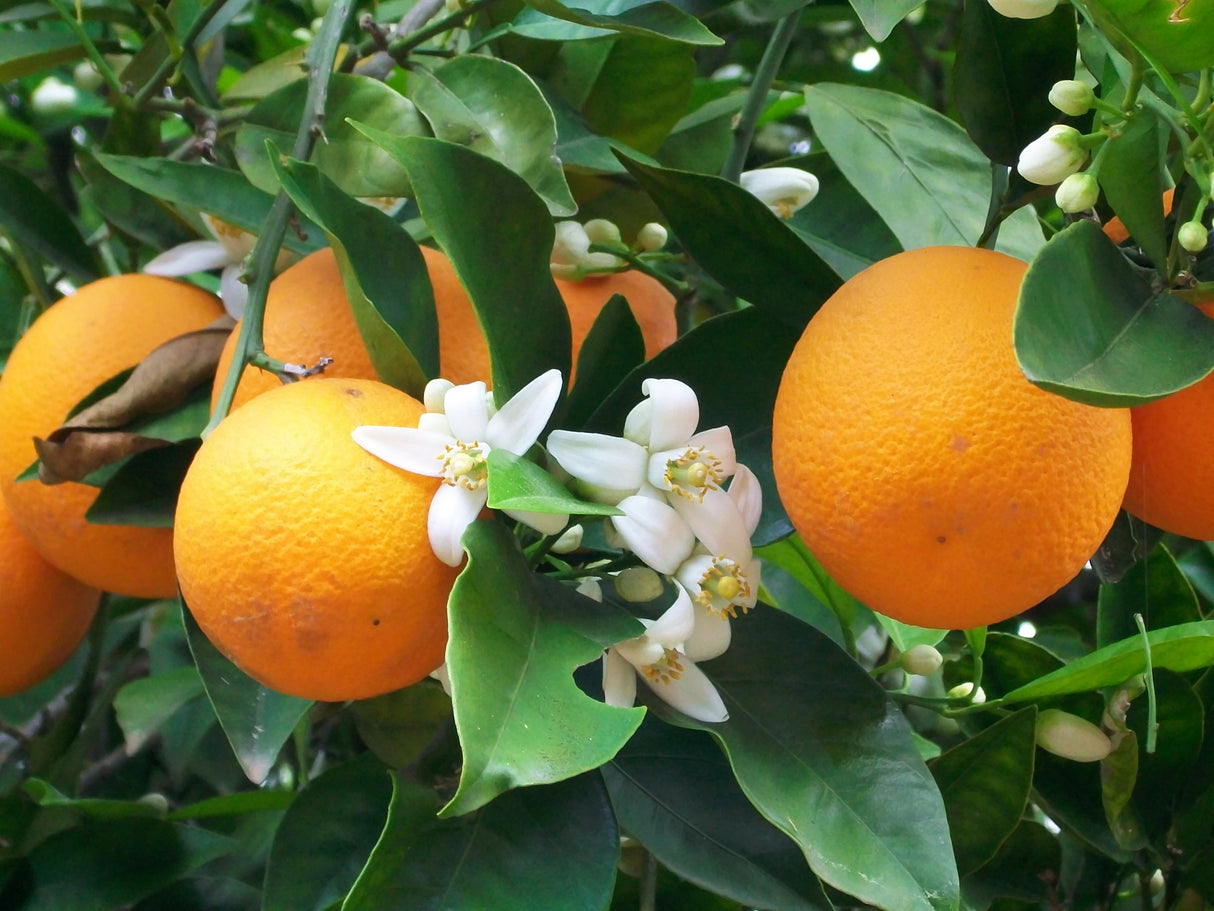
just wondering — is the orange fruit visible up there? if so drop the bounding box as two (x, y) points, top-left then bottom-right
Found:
(0, 274), (225, 599)
(771, 246), (1133, 630)
(175, 377), (458, 702)
(0, 500), (100, 697)
(213, 246), (677, 409)
(1122, 301), (1214, 539)
(1103, 188), (1175, 245)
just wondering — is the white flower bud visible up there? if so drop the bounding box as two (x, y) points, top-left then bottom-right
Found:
(551, 524), (584, 554)
(583, 219), (622, 246)
(1055, 172), (1100, 214)
(987, 0), (1058, 18)
(1048, 80), (1095, 117)
(1179, 221), (1208, 253)
(946, 681), (986, 703)
(1035, 708), (1112, 762)
(900, 644), (944, 676)
(614, 566), (665, 603)
(73, 61), (104, 93)
(1017, 125), (1088, 186)
(740, 167), (820, 219)
(551, 221), (591, 267)
(30, 77), (78, 116)
(423, 378), (454, 414)
(637, 223), (668, 252)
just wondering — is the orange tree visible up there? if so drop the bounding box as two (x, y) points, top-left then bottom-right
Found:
(0, 0), (1213, 909)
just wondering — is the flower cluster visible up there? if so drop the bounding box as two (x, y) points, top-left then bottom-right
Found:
(353, 373), (762, 724)
(550, 218), (669, 280)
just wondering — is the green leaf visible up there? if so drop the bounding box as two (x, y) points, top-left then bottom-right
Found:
(93, 154), (325, 254)
(1014, 220), (1214, 405)
(1097, 545), (1201, 648)
(604, 719), (833, 911)
(564, 293), (646, 429)
(847, 0), (925, 41)
(522, 0), (723, 44)
(965, 631), (1064, 698)
(235, 73), (426, 197)
(113, 664), (206, 753)
(345, 771), (619, 911)
(953, 2), (1078, 166)
(363, 133), (571, 401)
(960, 819), (1061, 907)
(22, 779), (168, 820)
(486, 449), (623, 516)
(13, 817), (235, 911)
(77, 151), (194, 251)
(263, 754), (393, 911)
(408, 56), (575, 216)
(0, 29), (88, 81)
(679, 607), (959, 911)
(929, 707), (1037, 876)
(86, 442), (200, 528)
(1098, 107), (1170, 269)
(181, 603), (312, 784)
(754, 534), (861, 632)
(1000, 620), (1214, 704)
(804, 82), (1044, 260)
(0, 164), (99, 284)
(273, 156), (437, 396)
(619, 155), (841, 329)
(1076, 0), (1214, 72)
(443, 521), (644, 816)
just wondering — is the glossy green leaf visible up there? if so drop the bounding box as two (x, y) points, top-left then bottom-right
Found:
(1000, 620), (1214, 703)
(344, 771), (619, 911)
(1034, 739), (1131, 861)
(235, 74), (426, 197)
(1097, 545), (1201, 648)
(964, 631), (1064, 699)
(349, 684), (454, 769)
(847, 0), (925, 40)
(86, 442), (200, 527)
(754, 534), (861, 632)
(954, 1), (1078, 166)
(113, 665), (206, 753)
(960, 819), (1061, 907)
(1075, 0), (1214, 72)
(169, 789), (296, 821)
(13, 817), (234, 911)
(364, 133), (571, 401)
(77, 151), (194, 251)
(564, 293), (646, 428)
(677, 607), (959, 911)
(0, 164), (99, 284)
(273, 156), (437, 395)
(604, 719), (832, 911)
(545, 86), (658, 174)
(263, 754), (393, 911)
(181, 604), (312, 785)
(486, 449), (623, 517)
(929, 707), (1037, 876)
(409, 56), (575, 216)
(620, 155), (840, 328)
(1101, 715), (1146, 850)
(804, 83), (1045, 261)
(22, 779), (167, 820)
(0, 29), (88, 81)
(93, 154), (325, 253)
(443, 520), (644, 816)
(1098, 107), (1170, 269)
(523, 0), (722, 44)
(1014, 219), (1214, 405)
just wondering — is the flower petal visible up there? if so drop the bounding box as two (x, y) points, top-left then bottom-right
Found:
(689, 426), (737, 476)
(685, 609), (731, 662)
(219, 264), (248, 319)
(144, 241), (233, 276)
(428, 484), (487, 567)
(602, 649), (637, 709)
(504, 507), (568, 536)
(611, 496), (695, 575)
(639, 378), (700, 451)
(547, 430), (647, 492)
(639, 654), (728, 723)
(352, 426), (449, 477)
(487, 368), (562, 453)
(727, 465), (763, 536)
(671, 486), (753, 563)
(443, 381), (490, 441)
(645, 583), (696, 648)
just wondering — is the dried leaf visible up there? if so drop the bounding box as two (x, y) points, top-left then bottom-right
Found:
(35, 433), (166, 485)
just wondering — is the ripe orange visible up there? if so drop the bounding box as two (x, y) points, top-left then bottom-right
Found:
(0, 274), (225, 599)
(1122, 301), (1214, 539)
(771, 246), (1133, 630)
(1103, 188), (1175, 245)
(0, 500), (100, 696)
(212, 245), (677, 409)
(175, 377), (458, 702)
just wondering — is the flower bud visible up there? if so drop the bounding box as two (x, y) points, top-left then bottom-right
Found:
(637, 222), (668, 252)
(946, 681), (986, 703)
(30, 77), (78, 116)
(73, 61), (104, 93)
(551, 524), (584, 554)
(1017, 125), (1088, 186)
(1055, 172), (1100, 214)
(986, 0), (1058, 18)
(900, 644), (944, 676)
(1048, 80), (1095, 117)
(1179, 221), (1208, 253)
(583, 219), (622, 247)
(1035, 708), (1112, 762)
(423, 378), (454, 414)
(740, 167), (820, 219)
(551, 221), (591, 267)
(614, 566), (665, 603)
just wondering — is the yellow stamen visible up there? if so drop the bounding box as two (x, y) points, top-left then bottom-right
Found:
(695, 557), (752, 618)
(439, 441), (487, 489)
(641, 648), (684, 685)
(664, 446), (724, 501)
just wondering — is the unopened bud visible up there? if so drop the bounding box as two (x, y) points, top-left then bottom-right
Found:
(987, 0), (1058, 17)
(1035, 708), (1112, 762)
(584, 219), (622, 246)
(551, 221), (591, 267)
(740, 167), (820, 219)
(73, 61), (104, 92)
(900, 644), (944, 676)
(1179, 221), (1208, 253)
(30, 77), (78, 116)
(637, 223), (668, 252)
(551, 524), (584, 554)
(1048, 80), (1095, 117)
(614, 566), (665, 603)
(1055, 172), (1100, 214)
(1017, 125), (1088, 186)
(946, 682), (986, 703)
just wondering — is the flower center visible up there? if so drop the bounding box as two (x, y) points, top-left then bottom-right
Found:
(664, 446), (724, 501)
(695, 557), (752, 618)
(439, 441), (488, 489)
(641, 648), (685, 686)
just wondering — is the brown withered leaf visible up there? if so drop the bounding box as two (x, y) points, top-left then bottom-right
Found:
(34, 315), (235, 485)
